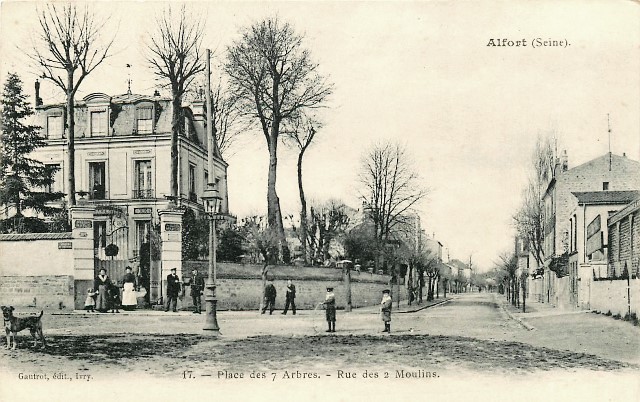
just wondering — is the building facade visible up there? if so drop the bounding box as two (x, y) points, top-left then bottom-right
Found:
(608, 197), (640, 279)
(541, 152), (640, 308)
(26, 90), (229, 304)
(567, 191), (639, 309)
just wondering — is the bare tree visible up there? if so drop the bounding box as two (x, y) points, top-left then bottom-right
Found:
(147, 5), (205, 200)
(513, 135), (556, 265)
(359, 141), (428, 271)
(225, 17), (333, 262)
(31, 4), (115, 206)
(285, 115), (321, 264)
(497, 252), (518, 306)
(210, 81), (244, 158)
(310, 200), (350, 263)
(240, 216), (279, 312)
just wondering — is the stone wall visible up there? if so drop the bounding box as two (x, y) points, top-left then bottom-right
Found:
(0, 233), (75, 310)
(0, 275), (74, 310)
(178, 262), (394, 311)
(590, 279), (639, 317)
(0, 234), (73, 276)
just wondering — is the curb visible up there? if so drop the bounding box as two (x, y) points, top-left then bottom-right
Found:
(397, 298), (451, 314)
(493, 295), (536, 331)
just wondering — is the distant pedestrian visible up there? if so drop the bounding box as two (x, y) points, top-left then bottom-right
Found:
(380, 289), (392, 333)
(121, 266), (137, 311)
(322, 287), (336, 332)
(262, 280), (277, 315)
(165, 268), (181, 312)
(94, 268), (111, 313)
(84, 289), (96, 312)
(109, 283), (121, 313)
(190, 268), (205, 314)
(281, 280), (296, 315)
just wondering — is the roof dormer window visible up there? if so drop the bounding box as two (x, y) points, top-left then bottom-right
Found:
(90, 110), (108, 136)
(47, 114), (63, 139)
(136, 106), (153, 134)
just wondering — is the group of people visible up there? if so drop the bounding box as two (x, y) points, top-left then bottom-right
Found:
(85, 266), (141, 313)
(164, 267), (205, 313)
(262, 279), (393, 333)
(261, 279), (297, 315)
(86, 268), (393, 332)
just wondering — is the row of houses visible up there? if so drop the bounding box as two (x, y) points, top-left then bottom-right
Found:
(516, 151), (640, 315)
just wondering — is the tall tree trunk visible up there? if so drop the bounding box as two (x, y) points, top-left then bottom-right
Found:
(297, 151), (308, 264)
(259, 263), (269, 313)
(66, 77), (76, 206)
(266, 134), (290, 262)
(344, 266), (352, 312)
(170, 93), (181, 200)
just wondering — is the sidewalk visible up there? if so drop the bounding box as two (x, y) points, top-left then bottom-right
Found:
(351, 296), (451, 315)
(495, 293), (591, 330)
(58, 296), (452, 317)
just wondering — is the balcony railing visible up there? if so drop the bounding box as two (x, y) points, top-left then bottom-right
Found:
(133, 188), (154, 199)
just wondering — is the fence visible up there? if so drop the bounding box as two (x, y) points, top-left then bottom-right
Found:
(589, 278), (640, 317)
(0, 232), (75, 309)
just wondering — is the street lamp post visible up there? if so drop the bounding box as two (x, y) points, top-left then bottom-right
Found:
(202, 189), (222, 334)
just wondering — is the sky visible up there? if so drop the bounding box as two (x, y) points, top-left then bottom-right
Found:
(1, 1), (639, 271)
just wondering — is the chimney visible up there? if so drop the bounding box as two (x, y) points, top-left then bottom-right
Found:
(560, 149), (568, 171)
(35, 80), (43, 106)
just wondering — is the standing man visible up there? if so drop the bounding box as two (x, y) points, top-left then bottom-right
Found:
(282, 280), (297, 315)
(262, 279), (277, 315)
(190, 268), (205, 314)
(165, 267), (181, 312)
(323, 287), (336, 332)
(380, 289), (392, 333)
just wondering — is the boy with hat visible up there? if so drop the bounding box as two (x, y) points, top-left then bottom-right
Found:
(322, 287), (336, 332)
(380, 289), (392, 332)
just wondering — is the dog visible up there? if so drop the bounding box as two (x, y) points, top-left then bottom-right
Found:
(2, 306), (46, 350)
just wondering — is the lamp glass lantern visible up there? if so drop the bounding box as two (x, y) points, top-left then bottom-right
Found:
(202, 189), (222, 215)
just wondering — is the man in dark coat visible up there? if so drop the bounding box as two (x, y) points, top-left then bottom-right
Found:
(262, 280), (277, 315)
(165, 267), (181, 312)
(281, 280), (296, 315)
(190, 268), (205, 314)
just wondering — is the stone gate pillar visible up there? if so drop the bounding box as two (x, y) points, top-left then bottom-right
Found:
(159, 209), (184, 306)
(70, 204), (96, 309)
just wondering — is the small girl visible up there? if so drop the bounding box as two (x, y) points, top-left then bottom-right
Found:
(85, 289), (96, 312)
(109, 284), (121, 313)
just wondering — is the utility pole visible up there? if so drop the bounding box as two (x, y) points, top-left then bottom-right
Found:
(203, 49), (220, 335)
(607, 113), (612, 171)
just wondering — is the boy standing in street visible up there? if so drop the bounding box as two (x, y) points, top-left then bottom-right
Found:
(380, 289), (392, 332)
(323, 287), (336, 332)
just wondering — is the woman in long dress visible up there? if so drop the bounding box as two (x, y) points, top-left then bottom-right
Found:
(94, 268), (111, 313)
(121, 266), (137, 311)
